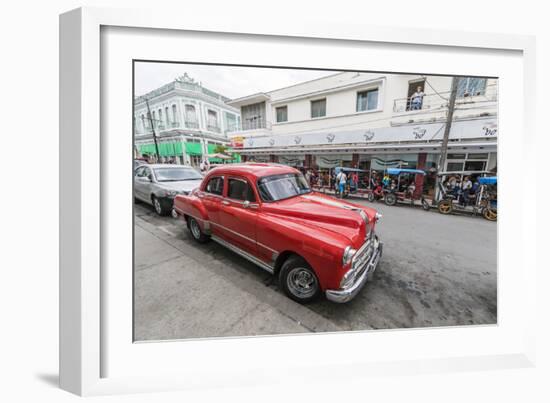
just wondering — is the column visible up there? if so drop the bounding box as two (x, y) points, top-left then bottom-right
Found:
(351, 153), (360, 168)
(305, 154), (313, 168)
(415, 153), (427, 198)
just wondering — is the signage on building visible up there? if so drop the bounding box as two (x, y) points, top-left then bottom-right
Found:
(237, 118), (497, 149)
(230, 136), (244, 148)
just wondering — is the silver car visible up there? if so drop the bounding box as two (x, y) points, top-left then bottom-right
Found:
(134, 164), (203, 216)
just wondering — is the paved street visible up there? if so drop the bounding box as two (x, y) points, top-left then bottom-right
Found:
(134, 199), (497, 341)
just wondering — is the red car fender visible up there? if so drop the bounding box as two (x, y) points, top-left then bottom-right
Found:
(256, 214), (350, 291)
(173, 193), (209, 231)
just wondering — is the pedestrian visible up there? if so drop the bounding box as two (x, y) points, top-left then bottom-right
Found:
(461, 175), (473, 206)
(336, 169), (347, 198)
(305, 169), (312, 185)
(410, 85), (425, 110)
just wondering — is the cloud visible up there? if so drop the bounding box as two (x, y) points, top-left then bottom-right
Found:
(134, 61), (339, 99)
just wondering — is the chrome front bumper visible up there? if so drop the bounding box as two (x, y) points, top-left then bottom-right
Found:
(325, 236), (383, 303)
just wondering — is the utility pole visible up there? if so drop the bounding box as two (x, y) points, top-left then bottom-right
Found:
(434, 76), (459, 203)
(145, 98), (160, 161)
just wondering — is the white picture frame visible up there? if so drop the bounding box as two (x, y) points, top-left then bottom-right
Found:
(60, 7), (537, 396)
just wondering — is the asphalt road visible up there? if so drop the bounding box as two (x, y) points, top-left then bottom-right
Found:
(134, 198), (497, 341)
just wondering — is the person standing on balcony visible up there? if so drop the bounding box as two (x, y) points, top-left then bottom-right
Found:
(410, 86), (425, 110)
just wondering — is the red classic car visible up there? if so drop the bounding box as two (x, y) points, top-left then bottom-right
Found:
(173, 163), (383, 303)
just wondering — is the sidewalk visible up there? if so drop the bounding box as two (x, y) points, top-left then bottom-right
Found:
(134, 215), (342, 341)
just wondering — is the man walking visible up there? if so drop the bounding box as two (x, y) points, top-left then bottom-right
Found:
(336, 169), (347, 198)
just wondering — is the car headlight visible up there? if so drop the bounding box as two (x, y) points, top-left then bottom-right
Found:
(375, 212), (382, 222)
(342, 246), (357, 266)
(166, 190), (179, 197)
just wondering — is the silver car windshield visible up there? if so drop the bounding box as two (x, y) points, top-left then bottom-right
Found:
(258, 173), (311, 202)
(154, 167), (202, 182)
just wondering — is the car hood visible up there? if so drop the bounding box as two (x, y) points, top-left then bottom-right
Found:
(157, 179), (203, 192)
(262, 192), (377, 247)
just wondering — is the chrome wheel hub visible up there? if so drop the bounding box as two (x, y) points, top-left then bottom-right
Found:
(154, 199), (162, 214)
(190, 219), (201, 239)
(287, 267), (318, 298)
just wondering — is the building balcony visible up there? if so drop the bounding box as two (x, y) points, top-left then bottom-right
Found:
(391, 84), (498, 126)
(207, 124), (221, 133)
(226, 120), (272, 136)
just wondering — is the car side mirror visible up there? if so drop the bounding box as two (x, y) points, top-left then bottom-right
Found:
(147, 174), (153, 182)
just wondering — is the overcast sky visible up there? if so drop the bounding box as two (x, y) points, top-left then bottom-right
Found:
(134, 62), (340, 99)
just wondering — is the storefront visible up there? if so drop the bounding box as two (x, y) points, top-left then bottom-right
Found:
(136, 138), (241, 166)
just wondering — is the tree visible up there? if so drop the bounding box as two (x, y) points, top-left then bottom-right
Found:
(213, 144), (228, 154)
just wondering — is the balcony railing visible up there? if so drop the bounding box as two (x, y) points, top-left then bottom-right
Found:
(185, 121), (199, 129)
(207, 124), (221, 133)
(226, 119), (272, 133)
(393, 84), (498, 113)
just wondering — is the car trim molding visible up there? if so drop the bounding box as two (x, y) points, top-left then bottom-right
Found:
(209, 221), (279, 258)
(211, 235), (275, 274)
(182, 212), (279, 259)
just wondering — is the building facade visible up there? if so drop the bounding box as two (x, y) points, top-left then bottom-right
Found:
(227, 72), (498, 195)
(134, 73), (241, 166)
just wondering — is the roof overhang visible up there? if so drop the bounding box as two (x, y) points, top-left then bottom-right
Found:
(227, 93), (270, 108)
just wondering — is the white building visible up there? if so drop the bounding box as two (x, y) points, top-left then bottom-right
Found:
(134, 73), (241, 166)
(227, 72), (497, 195)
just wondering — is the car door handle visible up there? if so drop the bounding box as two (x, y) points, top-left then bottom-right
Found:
(221, 200), (230, 206)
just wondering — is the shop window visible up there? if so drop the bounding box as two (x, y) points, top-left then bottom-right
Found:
(447, 153), (466, 159)
(467, 153), (489, 160)
(446, 162), (464, 172)
(464, 160), (486, 171)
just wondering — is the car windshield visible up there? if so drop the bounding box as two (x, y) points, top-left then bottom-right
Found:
(258, 173), (311, 202)
(154, 167), (202, 182)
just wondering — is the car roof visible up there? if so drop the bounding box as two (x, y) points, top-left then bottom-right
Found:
(208, 163), (299, 178)
(140, 164), (196, 169)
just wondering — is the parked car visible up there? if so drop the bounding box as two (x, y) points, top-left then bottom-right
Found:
(134, 164), (203, 216)
(134, 159), (147, 170)
(173, 163), (383, 303)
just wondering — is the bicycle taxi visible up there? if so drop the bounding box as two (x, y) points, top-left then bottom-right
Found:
(381, 168), (431, 210)
(436, 172), (497, 221)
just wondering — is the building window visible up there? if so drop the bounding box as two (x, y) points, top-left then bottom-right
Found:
(185, 105), (197, 128)
(164, 107), (170, 127)
(158, 109), (163, 128)
(457, 77), (487, 97)
(241, 102), (266, 130)
(357, 89), (379, 112)
(172, 104), (178, 124)
(276, 106), (288, 123)
(207, 109), (219, 131)
(224, 112), (237, 132)
(311, 99), (326, 118)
